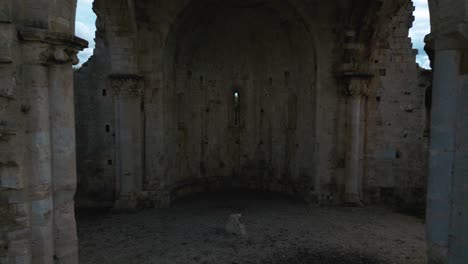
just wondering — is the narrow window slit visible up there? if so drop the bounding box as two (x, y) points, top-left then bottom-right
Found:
(234, 91), (240, 126)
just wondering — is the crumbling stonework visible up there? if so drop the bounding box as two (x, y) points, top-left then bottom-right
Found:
(364, 3), (432, 212)
(0, 1), (87, 263)
(1, 0), (468, 263)
(75, 0), (429, 210)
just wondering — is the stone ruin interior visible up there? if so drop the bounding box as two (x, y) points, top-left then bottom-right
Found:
(1, 0), (467, 263)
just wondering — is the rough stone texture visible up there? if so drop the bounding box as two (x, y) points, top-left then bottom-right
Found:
(0, 11), (32, 264)
(364, 3), (431, 213)
(0, 0), (467, 263)
(0, 1), (86, 263)
(74, 0), (429, 211)
(424, 0), (468, 263)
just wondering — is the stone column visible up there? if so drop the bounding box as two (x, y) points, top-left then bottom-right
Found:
(49, 47), (82, 264)
(343, 78), (368, 206)
(22, 42), (55, 264)
(426, 49), (459, 264)
(426, 33), (468, 262)
(110, 75), (144, 210)
(450, 71), (468, 264)
(19, 28), (87, 264)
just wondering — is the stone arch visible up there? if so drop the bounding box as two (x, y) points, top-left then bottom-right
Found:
(158, 0), (318, 203)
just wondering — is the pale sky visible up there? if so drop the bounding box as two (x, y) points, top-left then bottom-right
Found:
(409, 0), (431, 68)
(75, 0), (431, 68)
(75, 0), (96, 66)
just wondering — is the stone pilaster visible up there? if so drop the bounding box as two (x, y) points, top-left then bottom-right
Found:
(21, 41), (56, 264)
(340, 73), (372, 207)
(48, 46), (81, 264)
(109, 75), (145, 210)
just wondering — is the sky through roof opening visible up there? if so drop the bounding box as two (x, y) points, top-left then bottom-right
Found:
(409, 0), (431, 69)
(75, 0), (96, 67)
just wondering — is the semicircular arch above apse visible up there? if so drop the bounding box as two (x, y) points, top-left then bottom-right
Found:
(159, 0), (318, 202)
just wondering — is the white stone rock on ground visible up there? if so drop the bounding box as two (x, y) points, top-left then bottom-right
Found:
(225, 214), (247, 236)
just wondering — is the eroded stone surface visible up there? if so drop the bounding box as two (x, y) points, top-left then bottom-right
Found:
(1, 0), (468, 263)
(75, 0), (429, 212)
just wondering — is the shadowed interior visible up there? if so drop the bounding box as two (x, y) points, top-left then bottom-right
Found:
(161, 0), (317, 201)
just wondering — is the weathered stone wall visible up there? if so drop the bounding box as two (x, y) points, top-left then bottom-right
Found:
(155, 0), (323, 204)
(2, 0), (468, 263)
(75, 0), (148, 208)
(364, 3), (431, 212)
(185, 3), (310, 198)
(0, 1), (86, 263)
(0, 1), (31, 262)
(75, 0), (350, 207)
(74, 0), (432, 209)
(74, 7), (115, 208)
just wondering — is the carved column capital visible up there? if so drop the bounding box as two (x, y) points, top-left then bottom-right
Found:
(49, 46), (82, 65)
(18, 27), (88, 65)
(426, 23), (468, 51)
(109, 75), (144, 97)
(345, 80), (369, 97)
(337, 72), (373, 97)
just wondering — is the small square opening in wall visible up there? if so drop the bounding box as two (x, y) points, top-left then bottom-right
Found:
(396, 151), (402, 159)
(107, 160), (113, 165)
(461, 50), (468, 75)
(102, 89), (107, 96)
(379, 69), (386, 76)
(105, 125), (110, 132)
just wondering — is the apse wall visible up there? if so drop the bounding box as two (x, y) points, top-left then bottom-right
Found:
(74, 0), (352, 207)
(74, 0), (428, 209)
(157, 0), (318, 201)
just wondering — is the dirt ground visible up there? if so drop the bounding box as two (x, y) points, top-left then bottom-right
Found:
(77, 191), (426, 264)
